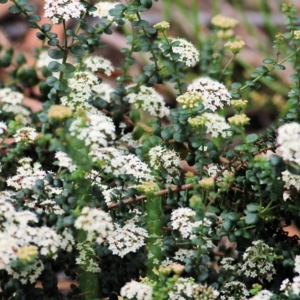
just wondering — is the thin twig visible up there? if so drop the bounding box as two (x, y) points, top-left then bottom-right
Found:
(107, 183), (194, 210)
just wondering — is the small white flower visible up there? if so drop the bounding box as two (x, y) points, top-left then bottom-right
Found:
(44, 0), (86, 24)
(55, 151), (77, 172)
(74, 207), (114, 244)
(187, 77), (231, 112)
(69, 113), (116, 149)
(148, 145), (181, 183)
(84, 56), (114, 76)
(249, 290), (273, 300)
(126, 85), (170, 118)
(0, 121), (7, 135)
(277, 122), (300, 162)
(90, 2), (120, 21)
(121, 280), (153, 300)
(107, 223), (148, 258)
(160, 38), (200, 67)
(14, 127), (37, 143)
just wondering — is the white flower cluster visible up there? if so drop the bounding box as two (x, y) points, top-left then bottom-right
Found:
(90, 2), (119, 21)
(148, 145), (181, 183)
(6, 157), (64, 214)
(0, 197), (73, 283)
(76, 243), (101, 273)
(69, 112), (116, 149)
(74, 207), (114, 244)
(220, 281), (249, 300)
(7, 158), (46, 191)
(168, 277), (199, 300)
(84, 56), (114, 76)
(161, 38), (200, 67)
(187, 77), (231, 112)
(93, 82), (114, 103)
(120, 280), (153, 300)
(203, 113), (232, 138)
(241, 240), (276, 282)
(250, 290), (273, 300)
(61, 71), (99, 111)
(173, 249), (195, 262)
(220, 257), (240, 272)
(126, 85), (170, 118)
(44, 0), (86, 24)
(170, 208), (213, 248)
(295, 255), (300, 274)
(55, 151), (77, 172)
(91, 147), (154, 182)
(0, 88), (31, 124)
(282, 170), (300, 192)
(107, 223), (148, 258)
(13, 127), (37, 143)
(0, 121), (7, 135)
(277, 122), (300, 162)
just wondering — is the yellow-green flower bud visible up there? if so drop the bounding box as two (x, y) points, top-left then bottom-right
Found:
(153, 21), (170, 31)
(176, 91), (203, 109)
(217, 29), (234, 39)
(293, 30), (300, 39)
(199, 177), (214, 190)
(231, 99), (248, 111)
(228, 114), (250, 126)
(224, 40), (245, 54)
(136, 181), (159, 194)
(188, 115), (207, 128)
(17, 245), (38, 261)
(211, 14), (238, 30)
(48, 105), (72, 120)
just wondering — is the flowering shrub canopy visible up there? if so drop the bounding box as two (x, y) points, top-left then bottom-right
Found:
(0, 0), (300, 300)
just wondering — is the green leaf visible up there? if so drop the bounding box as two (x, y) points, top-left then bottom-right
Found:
(48, 61), (61, 72)
(46, 76), (58, 87)
(245, 213), (258, 224)
(48, 39), (59, 46)
(41, 23), (52, 32)
(256, 65), (269, 73)
(286, 161), (300, 175)
(263, 58), (275, 64)
(227, 212), (240, 221)
(246, 203), (260, 212)
(246, 133), (259, 143)
(70, 45), (85, 56)
(48, 49), (65, 59)
(173, 132), (185, 143)
(8, 5), (21, 14)
(161, 127), (173, 140)
(129, 109), (140, 123)
(223, 219), (232, 230)
(15, 54), (26, 65)
(132, 126), (144, 140)
(231, 82), (242, 89)
(59, 63), (75, 73)
(274, 64), (285, 70)
(140, 0), (152, 9)
(26, 14), (41, 22)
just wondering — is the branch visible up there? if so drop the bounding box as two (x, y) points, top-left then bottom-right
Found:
(107, 183), (194, 210)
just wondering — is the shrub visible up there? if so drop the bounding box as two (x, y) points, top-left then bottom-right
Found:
(0, 0), (300, 299)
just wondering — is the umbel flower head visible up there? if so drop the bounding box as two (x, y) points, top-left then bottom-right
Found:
(154, 21), (170, 31)
(187, 77), (231, 112)
(176, 91), (203, 109)
(211, 14), (239, 29)
(160, 37), (200, 67)
(224, 39), (246, 54)
(44, 0), (86, 24)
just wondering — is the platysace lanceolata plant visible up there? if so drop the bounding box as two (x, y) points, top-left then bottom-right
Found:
(1, 0), (300, 299)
